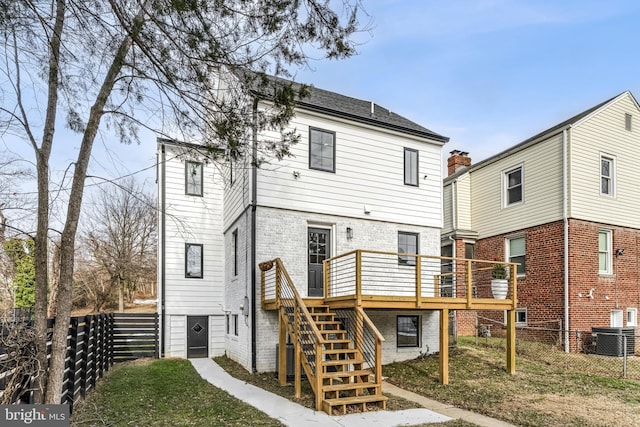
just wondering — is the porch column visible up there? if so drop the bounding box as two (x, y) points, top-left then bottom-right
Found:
(506, 309), (516, 374)
(439, 308), (449, 384)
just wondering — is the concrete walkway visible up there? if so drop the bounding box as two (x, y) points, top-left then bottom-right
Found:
(190, 358), (515, 426)
(191, 358), (449, 426)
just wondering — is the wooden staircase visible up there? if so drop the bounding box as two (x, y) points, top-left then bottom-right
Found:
(264, 258), (387, 416)
(304, 306), (387, 415)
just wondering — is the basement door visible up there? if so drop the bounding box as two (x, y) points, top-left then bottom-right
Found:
(187, 316), (208, 358)
(308, 227), (330, 297)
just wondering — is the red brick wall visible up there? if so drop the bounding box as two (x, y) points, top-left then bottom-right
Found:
(568, 219), (640, 334)
(461, 219), (640, 350)
(473, 221), (566, 334)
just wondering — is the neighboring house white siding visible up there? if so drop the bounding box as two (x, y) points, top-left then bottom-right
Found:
(569, 93), (640, 227)
(256, 110), (443, 227)
(442, 182), (453, 234)
(455, 172), (472, 231)
(470, 134), (564, 239)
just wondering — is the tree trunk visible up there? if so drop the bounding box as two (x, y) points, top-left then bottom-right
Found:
(44, 23), (135, 404)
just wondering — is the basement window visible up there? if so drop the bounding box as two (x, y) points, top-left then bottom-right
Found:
(397, 315), (420, 348)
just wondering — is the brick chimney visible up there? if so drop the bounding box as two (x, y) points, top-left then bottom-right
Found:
(447, 150), (471, 176)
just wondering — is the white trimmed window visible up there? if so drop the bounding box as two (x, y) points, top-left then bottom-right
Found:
(503, 164), (523, 207)
(598, 229), (612, 275)
(185, 161), (203, 196)
(404, 148), (419, 186)
(627, 308), (637, 327)
(507, 236), (525, 276)
(625, 113), (632, 131)
(600, 155), (615, 197)
(516, 308), (527, 326)
(185, 243), (203, 278)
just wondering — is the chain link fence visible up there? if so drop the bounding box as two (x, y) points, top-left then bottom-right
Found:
(465, 314), (640, 380)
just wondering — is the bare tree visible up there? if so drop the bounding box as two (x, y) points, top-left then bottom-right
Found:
(0, 0), (366, 403)
(82, 177), (156, 313)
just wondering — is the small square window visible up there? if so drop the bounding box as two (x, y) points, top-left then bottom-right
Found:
(185, 243), (203, 278)
(397, 315), (420, 347)
(503, 165), (523, 206)
(404, 148), (419, 186)
(309, 128), (335, 172)
(625, 113), (632, 131)
(516, 308), (527, 326)
(398, 232), (418, 266)
(627, 308), (637, 327)
(185, 161), (203, 196)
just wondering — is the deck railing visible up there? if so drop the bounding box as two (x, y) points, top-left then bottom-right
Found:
(324, 250), (518, 309)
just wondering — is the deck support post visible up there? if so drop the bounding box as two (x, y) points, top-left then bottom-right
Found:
(294, 337), (301, 398)
(506, 309), (516, 374)
(439, 308), (449, 384)
(278, 309), (287, 386)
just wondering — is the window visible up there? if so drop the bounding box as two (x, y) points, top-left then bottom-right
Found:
(515, 308), (527, 326)
(232, 229), (238, 276)
(627, 308), (638, 327)
(185, 161), (203, 196)
(225, 314), (230, 334)
(185, 243), (203, 278)
(503, 165), (523, 206)
(600, 155), (615, 196)
(397, 315), (419, 347)
(398, 232), (418, 266)
(404, 148), (419, 186)
(309, 128), (335, 172)
(625, 113), (632, 131)
(232, 314), (239, 336)
(598, 230), (612, 275)
(507, 236), (525, 276)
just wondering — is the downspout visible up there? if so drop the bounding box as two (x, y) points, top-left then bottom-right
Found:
(251, 98), (258, 372)
(563, 129), (570, 352)
(160, 143), (167, 357)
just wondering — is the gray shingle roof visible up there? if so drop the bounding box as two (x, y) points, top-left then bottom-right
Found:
(247, 72), (448, 143)
(297, 85), (449, 143)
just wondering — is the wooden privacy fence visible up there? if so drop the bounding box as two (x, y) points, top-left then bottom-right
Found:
(1, 312), (158, 412)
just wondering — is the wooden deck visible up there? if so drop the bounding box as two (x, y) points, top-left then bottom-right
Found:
(260, 251), (518, 415)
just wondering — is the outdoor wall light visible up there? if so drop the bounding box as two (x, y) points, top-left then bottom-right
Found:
(346, 227), (353, 240)
(292, 170), (301, 179)
(616, 248), (625, 256)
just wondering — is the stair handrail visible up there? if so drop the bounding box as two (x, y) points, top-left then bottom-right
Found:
(357, 307), (384, 384)
(273, 258), (327, 347)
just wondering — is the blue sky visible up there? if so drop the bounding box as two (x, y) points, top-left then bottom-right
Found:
(296, 0), (640, 163)
(4, 0), (640, 190)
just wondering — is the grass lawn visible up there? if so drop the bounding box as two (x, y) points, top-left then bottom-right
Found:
(383, 337), (640, 427)
(70, 358), (283, 427)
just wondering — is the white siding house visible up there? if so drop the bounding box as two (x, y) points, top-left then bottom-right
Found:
(158, 77), (449, 371)
(443, 91), (640, 350)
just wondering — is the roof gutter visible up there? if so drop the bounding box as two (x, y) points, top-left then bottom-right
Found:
(251, 97), (258, 372)
(160, 142), (166, 358)
(563, 128), (570, 352)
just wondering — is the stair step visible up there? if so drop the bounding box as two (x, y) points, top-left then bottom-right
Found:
(322, 369), (372, 379)
(323, 382), (380, 393)
(323, 348), (358, 356)
(323, 358), (363, 367)
(322, 395), (388, 415)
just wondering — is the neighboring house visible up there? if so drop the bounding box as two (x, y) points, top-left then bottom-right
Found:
(443, 91), (640, 350)
(157, 78), (451, 372)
